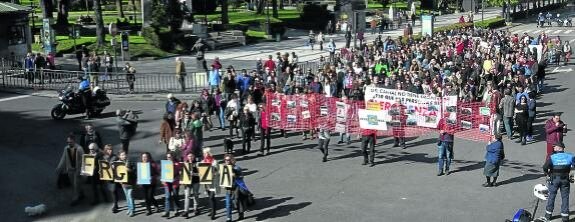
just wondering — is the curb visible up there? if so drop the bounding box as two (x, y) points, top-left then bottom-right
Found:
(0, 88), (202, 102)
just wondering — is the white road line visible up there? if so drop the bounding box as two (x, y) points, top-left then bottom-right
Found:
(553, 30), (563, 34)
(533, 30), (541, 34)
(0, 95), (30, 102)
(513, 29), (524, 34)
(565, 30), (573, 34)
(569, 39), (575, 43)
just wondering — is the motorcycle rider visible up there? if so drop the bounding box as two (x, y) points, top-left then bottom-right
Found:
(78, 76), (92, 119)
(547, 12), (553, 26)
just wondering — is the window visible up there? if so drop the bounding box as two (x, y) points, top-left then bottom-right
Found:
(8, 25), (26, 45)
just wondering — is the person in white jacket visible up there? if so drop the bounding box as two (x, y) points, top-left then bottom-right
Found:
(316, 32), (325, 51)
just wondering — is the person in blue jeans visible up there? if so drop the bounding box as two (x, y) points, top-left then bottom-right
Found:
(117, 150), (136, 217)
(543, 142), (574, 222)
(223, 154), (247, 222)
(162, 152), (181, 218)
(437, 117), (454, 176)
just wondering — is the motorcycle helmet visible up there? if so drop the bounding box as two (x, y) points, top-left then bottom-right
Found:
(93, 86), (101, 94)
(533, 184), (549, 201)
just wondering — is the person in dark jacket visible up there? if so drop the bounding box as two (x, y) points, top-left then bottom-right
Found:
(545, 114), (567, 159)
(515, 95), (529, 145)
(86, 143), (108, 205)
(101, 144), (121, 213)
(239, 107), (256, 153)
(165, 94), (181, 114)
(543, 142), (574, 222)
(140, 152), (161, 215)
(80, 123), (103, 154)
(223, 71), (236, 101)
(224, 154), (247, 222)
(116, 109), (138, 153)
(483, 134), (505, 187)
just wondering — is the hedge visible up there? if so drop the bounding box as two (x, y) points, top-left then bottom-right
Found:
(474, 17), (505, 29)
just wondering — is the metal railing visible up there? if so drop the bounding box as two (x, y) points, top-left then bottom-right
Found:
(0, 68), (210, 94)
(0, 57), (324, 94)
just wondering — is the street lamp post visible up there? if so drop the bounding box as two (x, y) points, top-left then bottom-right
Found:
(266, 0), (271, 35)
(481, 0), (484, 22)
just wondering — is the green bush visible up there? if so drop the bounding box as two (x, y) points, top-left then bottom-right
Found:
(141, 27), (173, 51)
(474, 17), (505, 29)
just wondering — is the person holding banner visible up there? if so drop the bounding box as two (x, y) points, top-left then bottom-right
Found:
(56, 134), (86, 206)
(361, 129), (378, 167)
(223, 154), (247, 222)
(201, 148), (220, 220)
(182, 152), (201, 218)
(101, 144), (121, 213)
(391, 99), (407, 148)
(139, 152), (161, 216)
(117, 150), (136, 217)
(162, 151), (182, 218)
(86, 143), (108, 205)
(259, 103), (272, 156)
(437, 114), (455, 176)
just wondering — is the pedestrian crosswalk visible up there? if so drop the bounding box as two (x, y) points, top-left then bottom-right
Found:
(511, 28), (575, 35)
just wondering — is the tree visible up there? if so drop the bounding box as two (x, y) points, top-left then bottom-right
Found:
(167, 0), (184, 31)
(56, 0), (70, 26)
(279, 0), (283, 10)
(379, 0), (390, 8)
(272, 0), (278, 18)
(221, 0), (229, 24)
(256, 0), (265, 14)
(40, 0), (54, 19)
(116, 0), (124, 18)
(94, 0), (105, 46)
(150, 0), (168, 29)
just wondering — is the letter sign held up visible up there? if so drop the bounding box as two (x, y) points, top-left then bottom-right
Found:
(81, 155), (95, 176)
(99, 160), (113, 181)
(198, 163), (213, 184)
(113, 161), (128, 183)
(219, 164), (234, 188)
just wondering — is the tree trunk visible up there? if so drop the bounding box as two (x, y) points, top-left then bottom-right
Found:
(56, 0), (70, 26)
(116, 0), (125, 18)
(256, 0), (265, 14)
(272, 0), (278, 18)
(94, 0), (105, 46)
(40, 0), (54, 19)
(221, 0), (229, 24)
(279, 0), (284, 10)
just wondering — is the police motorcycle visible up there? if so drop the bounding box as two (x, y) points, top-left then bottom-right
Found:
(51, 84), (111, 120)
(506, 177), (574, 222)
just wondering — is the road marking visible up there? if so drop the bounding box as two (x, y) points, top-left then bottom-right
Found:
(520, 29), (531, 34)
(0, 95), (30, 102)
(570, 39), (575, 43)
(552, 67), (573, 73)
(533, 30), (541, 34)
(566, 30), (573, 34)
(553, 30), (563, 34)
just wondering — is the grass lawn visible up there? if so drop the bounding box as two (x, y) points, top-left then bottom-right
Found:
(367, 1), (419, 10)
(204, 9), (300, 24)
(31, 35), (172, 58)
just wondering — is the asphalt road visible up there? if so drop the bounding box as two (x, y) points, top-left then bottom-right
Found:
(3, 24), (575, 222)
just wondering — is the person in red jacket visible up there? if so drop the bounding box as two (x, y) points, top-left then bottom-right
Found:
(391, 99), (407, 148)
(263, 55), (276, 72)
(361, 129), (378, 167)
(259, 103), (271, 155)
(545, 114), (567, 159)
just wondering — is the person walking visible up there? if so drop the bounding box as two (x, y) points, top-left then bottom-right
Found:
(116, 109), (138, 153)
(308, 30), (315, 50)
(345, 29), (352, 49)
(437, 115), (455, 176)
(101, 144), (121, 213)
(316, 32), (325, 51)
(86, 143), (108, 205)
(483, 135), (505, 187)
(327, 39), (336, 64)
(117, 150), (136, 217)
(223, 154), (247, 222)
(515, 95), (529, 145)
(226, 94), (241, 137)
(201, 148), (220, 220)
(56, 134), (85, 206)
(175, 57), (186, 92)
(123, 62), (136, 93)
(259, 103), (271, 155)
(160, 113), (176, 152)
(80, 123), (103, 154)
(543, 142), (574, 222)
(162, 151), (181, 218)
(545, 114), (567, 159)
(239, 107), (256, 154)
(317, 127), (331, 162)
(360, 129), (377, 167)
(182, 152), (201, 218)
(140, 152), (161, 216)
(499, 89), (516, 140)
